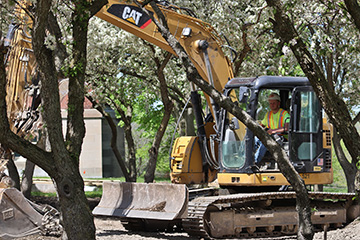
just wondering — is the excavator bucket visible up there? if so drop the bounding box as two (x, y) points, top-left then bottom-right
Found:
(0, 187), (43, 239)
(93, 182), (188, 220)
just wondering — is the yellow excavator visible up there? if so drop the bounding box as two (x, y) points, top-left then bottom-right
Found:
(1, 0), (359, 239)
(95, 1), (333, 186)
(92, 1), (359, 238)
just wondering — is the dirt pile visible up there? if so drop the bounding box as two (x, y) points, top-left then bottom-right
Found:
(313, 217), (360, 240)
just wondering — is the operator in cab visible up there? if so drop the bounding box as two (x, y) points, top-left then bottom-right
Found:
(254, 92), (289, 168)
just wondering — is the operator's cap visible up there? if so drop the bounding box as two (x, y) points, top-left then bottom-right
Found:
(268, 93), (280, 101)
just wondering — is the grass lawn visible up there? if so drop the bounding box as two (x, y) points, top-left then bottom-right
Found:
(31, 176), (171, 198)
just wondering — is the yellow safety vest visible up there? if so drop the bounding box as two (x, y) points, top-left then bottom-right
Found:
(262, 108), (289, 129)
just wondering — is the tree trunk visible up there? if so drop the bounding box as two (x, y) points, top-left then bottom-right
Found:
(343, 0), (360, 197)
(125, 126), (137, 182)
(21, 160), (35, 198)
(144, 52), (173, 183)
(1, 36), (93, 239)
(296, 195), (314, 240)
(6, 153), (20, 190)
(145, 146), (158, 182)
(313, 185), (323, 192)
(333, 131), (357, 192)
(87, 96), (131, 181)
(344, 0), (360, 31)
(30, 1), (107, 239)
(53, 165), (95, 240)
(145, 105), (173, 182)
(115, 104), (137, 182)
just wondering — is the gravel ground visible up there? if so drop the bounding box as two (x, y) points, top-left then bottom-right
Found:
(94, 217), (196, 240)
(17, 216), (360, 240)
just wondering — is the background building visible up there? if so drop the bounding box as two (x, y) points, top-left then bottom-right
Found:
(15, 82), (125, 179)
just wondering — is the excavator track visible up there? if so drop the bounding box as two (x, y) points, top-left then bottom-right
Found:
(183, 191), (356, 239)
(182, 198), (214, 239)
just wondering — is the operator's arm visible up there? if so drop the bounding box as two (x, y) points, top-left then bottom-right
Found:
(267, 127), (285, 135)
(260, 114), (268, 129)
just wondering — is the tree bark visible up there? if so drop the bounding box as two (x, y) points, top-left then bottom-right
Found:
(5, 150), (21, 190)
(184, 108), (195, 136)
(234, 22), (252, 76)
(30, 1), (106, 239)
(87, 96), (131, 181)
(113, 102), (137, 182)
(353, 112), (360, 125)
(21, 160), (35, 198)
(333, 131), (357, 192)
(313, 185), (323, 192)
(32, 1), (96, 239)
(344, 0), (360, 31)
(145, 53), (174, 183)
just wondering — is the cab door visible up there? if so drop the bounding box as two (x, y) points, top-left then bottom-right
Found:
(289, 87), (323, 173)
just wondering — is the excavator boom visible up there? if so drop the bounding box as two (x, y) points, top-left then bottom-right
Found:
(95, 0), (234, 91)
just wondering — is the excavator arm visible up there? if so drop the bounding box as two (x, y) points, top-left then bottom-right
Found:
(96, 0), (234, 93)
(5, 2), (39, 138)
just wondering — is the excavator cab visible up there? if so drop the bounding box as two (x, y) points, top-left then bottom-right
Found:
(217, 76), (333, 188)
(168, 76), (332, 189)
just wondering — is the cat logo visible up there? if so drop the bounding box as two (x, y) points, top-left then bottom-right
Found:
(122, 6), (142, 25)
(107, 4), (153, 29)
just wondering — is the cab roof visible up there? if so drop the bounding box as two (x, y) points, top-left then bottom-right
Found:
(225, 76), (310, 90)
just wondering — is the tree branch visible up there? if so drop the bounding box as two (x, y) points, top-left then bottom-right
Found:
(344, 0), (360, 31)
(89, 0), (108, 17)
(353, 112), (360, 125)
(234, 6), (267, 76)
(87, 95), (131, 180)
